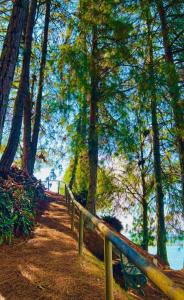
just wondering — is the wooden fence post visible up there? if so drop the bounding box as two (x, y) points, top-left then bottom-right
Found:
(58, 181), (60, 194)
(65, 185), (68, 206)
(104, 237), (113, 300)
(68, 193), (71, 213)
(79, 211), (84, 255)
(71, 202), (75, 232)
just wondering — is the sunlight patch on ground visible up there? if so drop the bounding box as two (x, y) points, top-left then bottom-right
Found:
(49, 250), (63, 257)
(27, 236), (51, 247)
(18, 264), (39, 282)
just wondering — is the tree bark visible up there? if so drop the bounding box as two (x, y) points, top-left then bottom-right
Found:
(146, 9), (168, 264)
(140, 141), (148, 251)
(87, 25), (98, 215)
(157, 0), (184, 212)
(23, 74), (36, 173)
(69, 154), (78, 190)
(23, 92), (32, 174)
(29, 0), (51, 175)
(0, 0), (37, 170)
(0, 0), (28, 144)
(151, 90), (168, 264)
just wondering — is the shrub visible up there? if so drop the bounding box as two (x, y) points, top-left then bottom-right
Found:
(0, 167), (46, 245)
(102, 215), (123, 233)
(12, 186), (36, 237)
(74, 190), (88, 207)
(0, 190), (14, 244)
(0, 185), (36, 244)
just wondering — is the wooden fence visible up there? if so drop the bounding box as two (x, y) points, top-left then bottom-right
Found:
(63, 184), (184, 300)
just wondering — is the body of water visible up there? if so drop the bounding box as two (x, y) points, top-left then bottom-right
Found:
(149, 244), (184, 270)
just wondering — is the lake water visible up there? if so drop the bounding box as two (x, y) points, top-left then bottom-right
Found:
(149, 244), (184, 270)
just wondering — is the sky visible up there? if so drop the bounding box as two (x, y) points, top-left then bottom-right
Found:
(35, 166), (64, 192)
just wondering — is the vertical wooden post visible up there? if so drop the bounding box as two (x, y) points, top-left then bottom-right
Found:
(68, 193), (71, 213)
(79, 211), (84, 255)
(58, 181), (60, 194)
(71, 201), (75, 232)
(104, 237), (113, 300)
(65, 185), (68, 206)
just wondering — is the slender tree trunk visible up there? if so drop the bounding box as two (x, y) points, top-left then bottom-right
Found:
(0, 0), (37, 170)
(151, 91), (168, 264)
(23, 92), (32, 174)
(69, 119), (81, 189)
(140, 141), (148, 251)
(23, 74), (36, 173)
(87, 25), (98, 215)
(81, 95), (88, 141)
(29, 0), (51, 175)
(69, 93), (88, 190)
(69, 154), (78, 190)
(146, 11), (168, 264)
(157, 0), (184, 211)
(142, 194), (148, 251)
(0, 0), (28, 144)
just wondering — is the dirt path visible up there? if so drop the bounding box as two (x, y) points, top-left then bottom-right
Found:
(0, 194), (129, 300)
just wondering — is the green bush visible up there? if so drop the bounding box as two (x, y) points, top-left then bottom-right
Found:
(64, 152), (117, 212)
(102, 215), (123, 232)
(0, 185), (36, 245)
(0, 190), (14, 244)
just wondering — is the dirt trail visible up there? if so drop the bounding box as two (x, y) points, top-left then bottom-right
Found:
(0, 194), (129, 300)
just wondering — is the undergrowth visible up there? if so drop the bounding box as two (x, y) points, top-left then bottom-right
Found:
(0, 186), (36, 244)
(0, 168), (46, 245)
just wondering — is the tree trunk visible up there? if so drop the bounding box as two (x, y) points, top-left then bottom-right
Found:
(81, 95), (88, 142)
(146, 10), (168, 264)
(140, 141), (148, 251)
(23, 74), (36, 173)
(23, 92), (32, 174)
(151, 93), (168, 264)
(142, 196), (148, 251)
(87, 25), (98, 215)
(0, 0), (28, 144)
(69, 155), (78, 190)
(157, 0), (184, 211)
(0, 0), (37, 170)
(29, 0), (51, 175)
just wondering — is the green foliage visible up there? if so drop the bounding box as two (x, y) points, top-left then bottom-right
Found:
(73, 151), (89, 195)
(97, 168), (116, 211)
(0, 191), (14, 245)
(64, 152), (117, 212)
(1, 0), (184, 263)
(130, 206), (155, 247)
(0, 185), (36, 245)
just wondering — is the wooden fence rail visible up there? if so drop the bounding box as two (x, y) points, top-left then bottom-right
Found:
(63, 184), (184, 300)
